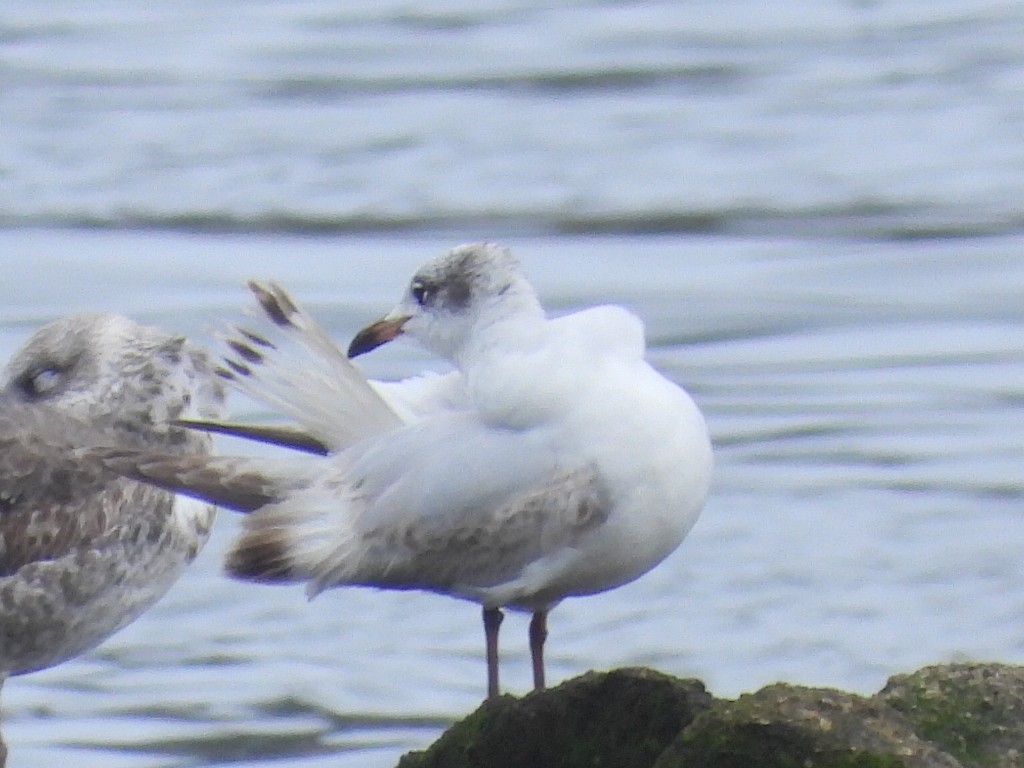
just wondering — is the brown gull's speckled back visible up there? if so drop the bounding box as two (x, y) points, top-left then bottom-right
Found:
(0, 312), (225, 765)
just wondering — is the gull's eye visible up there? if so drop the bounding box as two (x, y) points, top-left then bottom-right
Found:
(410, 278), (435, 307)
(17, 366), (65, 400)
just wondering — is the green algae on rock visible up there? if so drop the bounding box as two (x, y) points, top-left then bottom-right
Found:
(397, 663), (1024, 768)
(397, 668), (712, 768)
(654, 684), (961, 768)
(877, 663), (1024, 768)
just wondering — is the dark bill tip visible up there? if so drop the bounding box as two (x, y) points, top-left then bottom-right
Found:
(347, 315), (409, 358)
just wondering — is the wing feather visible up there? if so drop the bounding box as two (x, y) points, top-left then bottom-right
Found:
(217, 281), (402, 450)
(225, 413), (612, 598)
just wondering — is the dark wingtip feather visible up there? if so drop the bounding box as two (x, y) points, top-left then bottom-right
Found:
(239, 327), (276, 349)
(224, 532), (300, 583)
(248, 281), (298, 328)
(224, 358), (252, 377)
(227, 339), (264, 363)
(171, 419), (331, 456)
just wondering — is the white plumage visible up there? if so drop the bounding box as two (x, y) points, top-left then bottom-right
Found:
(103, 243), (713, 698)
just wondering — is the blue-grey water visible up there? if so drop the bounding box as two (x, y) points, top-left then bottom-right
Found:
(2, 1), (1023, 766)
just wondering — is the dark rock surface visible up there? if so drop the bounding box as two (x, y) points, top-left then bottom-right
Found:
(397, 663), (1024, 768)
(398, 668), (712, 768)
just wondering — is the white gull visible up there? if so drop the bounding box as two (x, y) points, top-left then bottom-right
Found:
(102, 243), (713, 698)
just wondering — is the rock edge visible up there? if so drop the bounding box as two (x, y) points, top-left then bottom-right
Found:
(399, 663), (1024, 768)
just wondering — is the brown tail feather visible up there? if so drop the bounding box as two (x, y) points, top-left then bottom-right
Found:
(224, 529), (303, 583)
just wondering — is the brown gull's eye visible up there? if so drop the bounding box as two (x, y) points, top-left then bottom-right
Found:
(410, 278), (435, 307)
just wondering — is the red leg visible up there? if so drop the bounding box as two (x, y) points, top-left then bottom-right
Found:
(529, 610), (548, 691)
(0, 675), (7, 768)
(483, 607), (504, 699)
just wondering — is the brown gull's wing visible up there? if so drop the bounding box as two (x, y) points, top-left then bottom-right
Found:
(0, 407), (163, 576)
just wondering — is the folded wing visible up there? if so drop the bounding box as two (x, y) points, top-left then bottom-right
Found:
(225, 412), (612, 599)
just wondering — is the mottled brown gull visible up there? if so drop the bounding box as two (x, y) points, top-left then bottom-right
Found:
(100, 243), (713, 699)
(0, 312), (224, 764)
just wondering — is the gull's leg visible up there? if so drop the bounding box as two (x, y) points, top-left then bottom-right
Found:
(529, 609), (548, 691)
(483, 607), (504, 699)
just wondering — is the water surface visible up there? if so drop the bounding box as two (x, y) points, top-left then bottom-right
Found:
(1, 230), (1021, 767)
(2, 0), (1023, 764)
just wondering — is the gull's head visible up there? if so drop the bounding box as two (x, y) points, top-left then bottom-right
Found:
(349, 243), (541, 361)
(1, 312), (225, 432)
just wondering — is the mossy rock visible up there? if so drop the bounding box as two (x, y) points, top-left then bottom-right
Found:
(397, 667), (712, 768)
(654, 683), (962, 768)
(876, 663), (1024, 768)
